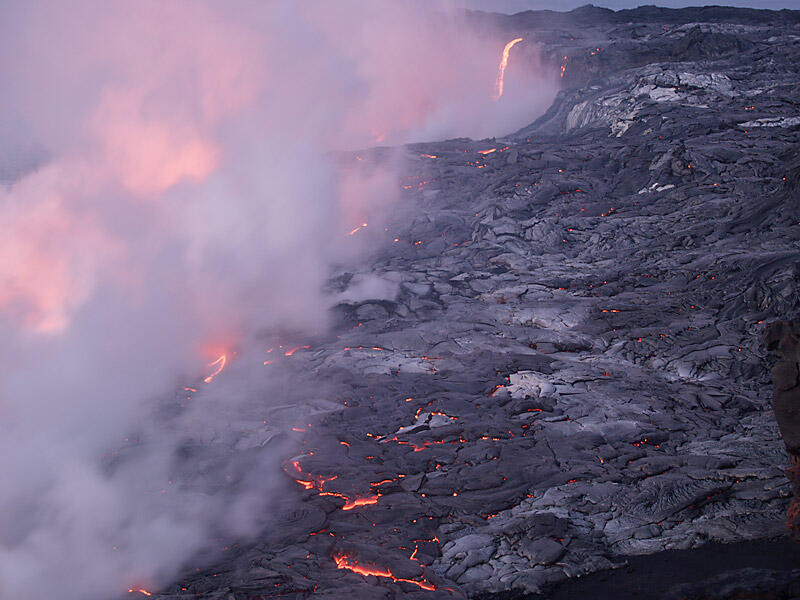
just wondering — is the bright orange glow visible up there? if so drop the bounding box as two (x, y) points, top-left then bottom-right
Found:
(398, 578), (436, 591)
(370, 479), (395, 487)
(289, 461), (338, 492)
(317, 490), (380, 510)
(284, 345), (310, 356)
(492, 37), (523, 101)
(128, 589), (153, 597)
(342, 495), (379, 510)
(334, 553), (392, 578)
(346, 223), (368, 237)
(203, 354), (227, 383)
(333, 553), (436, 591)
(478, 148), (497, 155)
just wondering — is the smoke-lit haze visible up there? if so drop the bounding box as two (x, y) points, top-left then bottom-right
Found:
(0, 2), (556, 598)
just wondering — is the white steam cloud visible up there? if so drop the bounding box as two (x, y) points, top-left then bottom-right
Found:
(0, 2), (557, 598)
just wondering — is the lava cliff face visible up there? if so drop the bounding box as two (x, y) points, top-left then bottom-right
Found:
(147, 6), (800, 600)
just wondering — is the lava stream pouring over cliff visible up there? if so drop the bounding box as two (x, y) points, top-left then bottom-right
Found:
(492, 37), (524, 101)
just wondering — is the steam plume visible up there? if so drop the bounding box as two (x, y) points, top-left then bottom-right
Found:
(0, 2), (556, 598)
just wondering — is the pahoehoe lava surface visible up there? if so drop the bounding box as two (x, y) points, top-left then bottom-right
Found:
(148, 5), (800, 600)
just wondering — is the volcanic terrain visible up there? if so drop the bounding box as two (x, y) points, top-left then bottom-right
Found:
(139, 5), (800, 599)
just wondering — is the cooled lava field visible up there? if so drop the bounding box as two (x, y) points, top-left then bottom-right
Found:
(132, 5), (800, 600)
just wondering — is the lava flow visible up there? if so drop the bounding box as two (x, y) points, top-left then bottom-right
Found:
(333, 553), (436, 591)
(492, 37), (523, 101)
(288, 460), (381, 510)
(203, 354), (227, 384)
(341, 495), (380, 510)
(318, 490), (381, 510)
(288, 460), (337, 491)
(347, 222), (368, 236)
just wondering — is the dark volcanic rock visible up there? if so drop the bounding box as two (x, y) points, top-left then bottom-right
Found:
(664, 567), (800, 600)
(147, 4), (800, 600)
(766, 320), (800, 454)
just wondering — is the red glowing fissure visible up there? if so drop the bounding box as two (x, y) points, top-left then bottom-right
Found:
(333, 553), (436, 591)
(203, 354), (227, 383)
(289, 460), (382, 510)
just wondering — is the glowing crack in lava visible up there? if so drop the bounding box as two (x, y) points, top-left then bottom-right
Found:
(333, 553), (436, 591)
(492, 37), (523, 101)
(317, 488), (380, 511)
(347, 222), (368, 236)
(288, 461), (381, 510)
(203, 354), (227, 384)
(128, 589), (152, 597)
(341, 495), (380, 510)
(288, 460), (338, 491)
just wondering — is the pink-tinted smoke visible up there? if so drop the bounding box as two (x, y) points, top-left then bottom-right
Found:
(0, 2), (556, 599)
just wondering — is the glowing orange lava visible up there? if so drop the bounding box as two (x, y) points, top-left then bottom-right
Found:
(492, 37), (523, 101)
(333, 553), (436, 591)
(203, 354), (227, 383)
(334, 553), (393, 578)
(284, 345), (310, 356)
(288, 461), (382, 511)
(288, 460), (340, 492)
(342, 495), (379, 510)
(128, 589), (153, 597)
(347, 223), (368, 236)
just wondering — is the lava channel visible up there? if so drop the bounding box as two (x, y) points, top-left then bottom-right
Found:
(333, 552), (436, 591)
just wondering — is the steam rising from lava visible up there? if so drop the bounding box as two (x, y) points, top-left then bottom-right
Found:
(0, 2), (556, 598)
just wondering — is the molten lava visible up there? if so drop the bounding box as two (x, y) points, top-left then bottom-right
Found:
(492, 37), (523, 101)
(128, 589), (153, 597)
(347, 222), (368, 236)
(288, 460), (338, 491)
(333, 553), (436, 591)
(334, 553), (392, 578)
(203, 354), (227, 384)
(284, 345), (310, 356)
(342, 495), (379, 510)
(288, 461), (380, 510)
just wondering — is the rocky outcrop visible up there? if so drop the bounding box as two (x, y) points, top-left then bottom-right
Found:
(766, 321), (800, 456)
